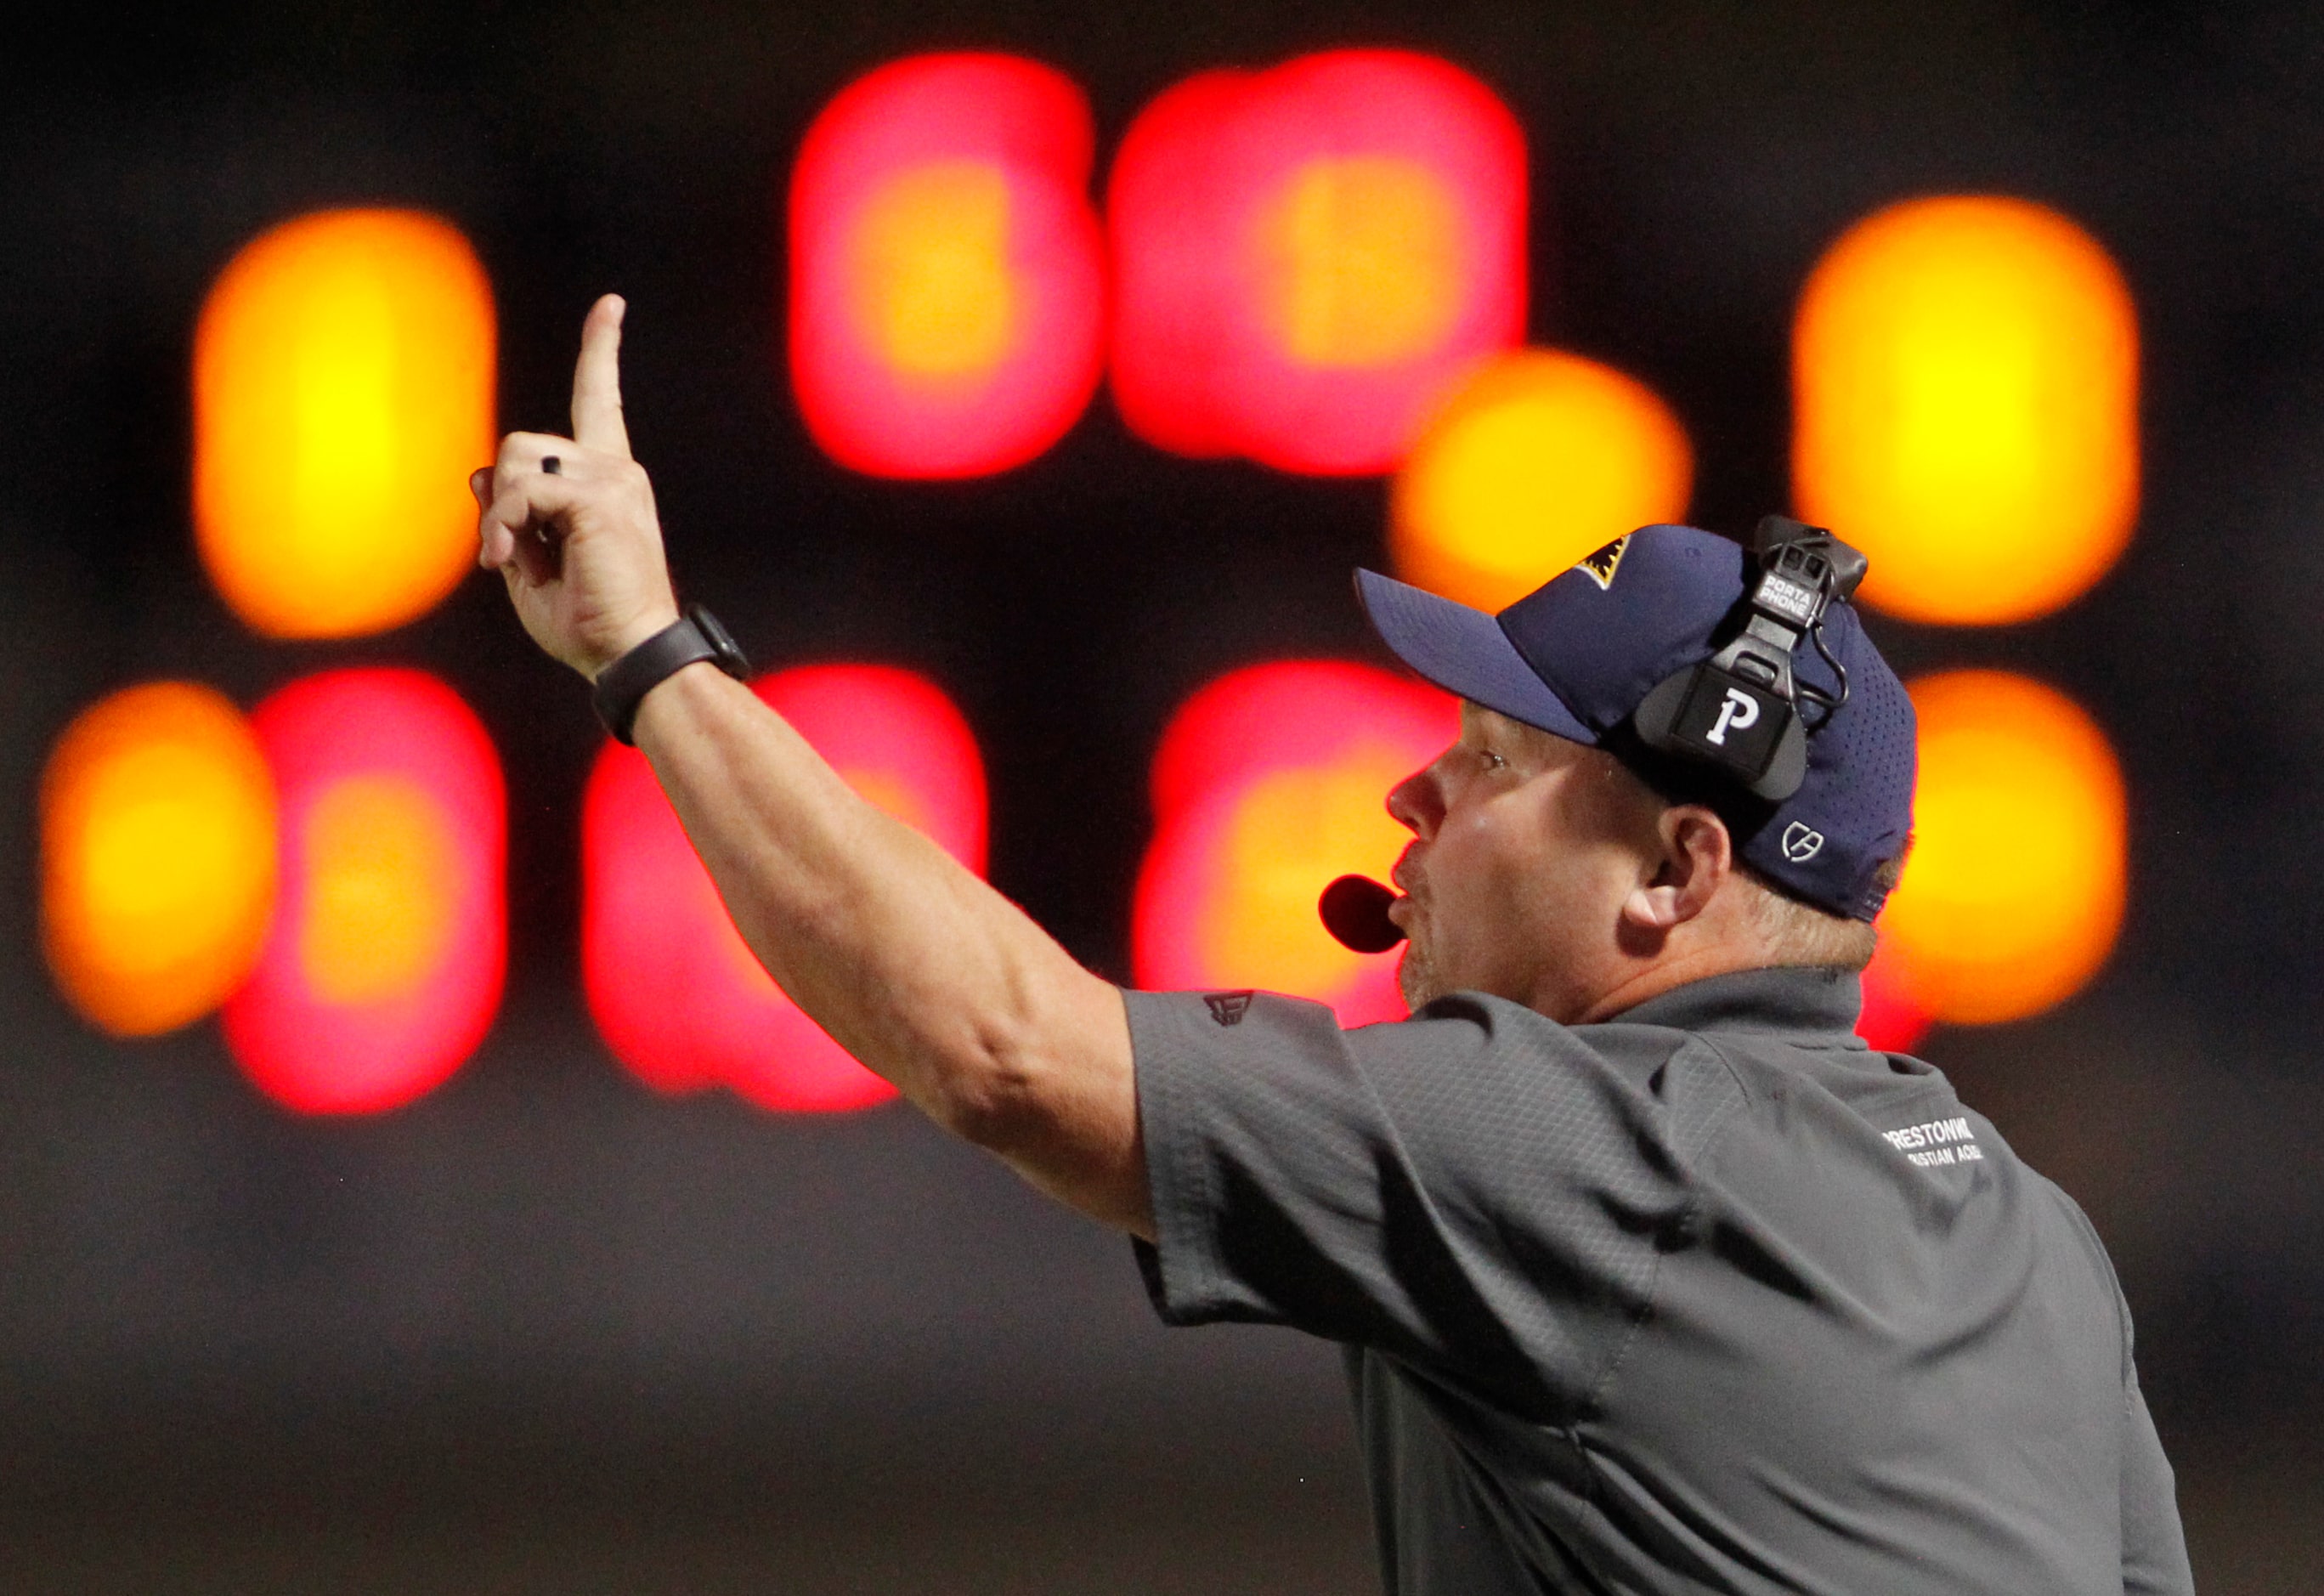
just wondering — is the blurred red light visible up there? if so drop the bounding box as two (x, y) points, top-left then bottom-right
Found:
(584, 665), (987, 1112)
(789, 54), (1106, 478)
(1856, 941), (1932, 1054)
(1109, 51), (1527, 475)
(1134, 662), (1456, 1024)
(222, 669), (505, 1114)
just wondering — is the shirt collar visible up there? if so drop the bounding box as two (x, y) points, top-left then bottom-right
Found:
(1602, 964), (1866, 1041)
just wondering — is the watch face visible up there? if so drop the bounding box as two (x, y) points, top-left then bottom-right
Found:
(688, 606), (750, 677)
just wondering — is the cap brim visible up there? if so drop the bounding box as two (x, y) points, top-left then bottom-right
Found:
(1355, 569), (1595, 744)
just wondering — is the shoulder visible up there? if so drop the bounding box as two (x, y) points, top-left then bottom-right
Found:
(1125, 984), (1651, 1082)
(1126, 987), (1795, 1219)
(1365, 991), (1728, 1110)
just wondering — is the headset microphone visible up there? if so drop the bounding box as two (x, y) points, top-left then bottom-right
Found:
(1319, 874), (1405, 953)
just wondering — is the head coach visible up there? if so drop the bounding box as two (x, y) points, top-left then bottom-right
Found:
(476, 297), (2192, 1595)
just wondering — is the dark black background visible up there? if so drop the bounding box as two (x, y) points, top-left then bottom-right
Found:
(3, 2), (2321, 1589)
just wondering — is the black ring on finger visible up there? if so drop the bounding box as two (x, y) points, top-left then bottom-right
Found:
(541, 456), (563, 475)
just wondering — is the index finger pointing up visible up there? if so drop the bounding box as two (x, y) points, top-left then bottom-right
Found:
(570, 293), (633, 459)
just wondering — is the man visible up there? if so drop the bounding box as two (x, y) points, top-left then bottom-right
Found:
(476, 298), (2192, 1594)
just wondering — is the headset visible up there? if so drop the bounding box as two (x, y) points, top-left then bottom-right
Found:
(1628, 516), (1867, 803)
(1321, 516), (1869, 955)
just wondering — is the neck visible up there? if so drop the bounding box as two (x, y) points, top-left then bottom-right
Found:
(1562, 940), (1775, 1026)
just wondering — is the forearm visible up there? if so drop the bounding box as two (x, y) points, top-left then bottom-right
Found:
(476, 297), (1150, 1233)
(631, 661), (1150, 1234)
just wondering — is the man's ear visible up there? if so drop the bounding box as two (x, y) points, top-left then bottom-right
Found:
(1623, 806), (1733, 933)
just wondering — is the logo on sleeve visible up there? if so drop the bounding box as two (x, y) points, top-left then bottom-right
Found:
(1574, 535), (1631, 591)
(1203, 991), (1255, 1027)
(1883, 1115), (1984, 1169)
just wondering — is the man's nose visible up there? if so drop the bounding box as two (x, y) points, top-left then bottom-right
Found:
(1386, 768), (1439, 837)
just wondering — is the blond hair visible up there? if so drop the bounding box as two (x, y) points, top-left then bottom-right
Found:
(1735, 867), (1880, 971)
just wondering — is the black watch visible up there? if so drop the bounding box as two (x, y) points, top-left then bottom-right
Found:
(592, 604), (751, 744)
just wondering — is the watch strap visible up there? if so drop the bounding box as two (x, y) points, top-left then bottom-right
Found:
(592, 606), (749, 744)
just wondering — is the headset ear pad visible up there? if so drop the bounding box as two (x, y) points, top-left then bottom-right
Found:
(1758, 715), (1808, 801)
(1631, 669), (1693, 751)
(1632, 665), (1808, 802)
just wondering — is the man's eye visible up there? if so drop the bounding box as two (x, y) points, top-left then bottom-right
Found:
(1480, 750), (1507, 771)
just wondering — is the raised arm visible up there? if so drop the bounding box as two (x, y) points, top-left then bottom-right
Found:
(476, 296), (1148, 1237)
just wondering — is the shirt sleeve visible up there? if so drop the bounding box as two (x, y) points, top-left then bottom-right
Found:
(1126, 986), (1739, 1418)
(2120, 1368), (2193, 1595)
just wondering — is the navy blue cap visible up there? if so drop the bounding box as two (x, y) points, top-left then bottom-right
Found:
(1357, 524), (1915, 921)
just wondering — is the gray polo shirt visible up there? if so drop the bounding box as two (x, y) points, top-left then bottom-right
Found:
(1128, 966), (2192, 1595)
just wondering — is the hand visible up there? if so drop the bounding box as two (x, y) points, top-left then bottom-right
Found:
(474, 295), (681, 680)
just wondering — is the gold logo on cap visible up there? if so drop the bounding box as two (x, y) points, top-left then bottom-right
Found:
(1574, 535), (1631, 591)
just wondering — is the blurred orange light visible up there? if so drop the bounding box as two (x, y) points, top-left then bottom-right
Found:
(854, 161), (1019, 376)
(1267, 156), (1463, 366)
(194, 208), (496, 638)
(40, 683), (277, 1037)
(1793, 195), (2138, 625)
(223, 670), (505, 1115)
(790, 54), (1105, 478)
(585, 665), (987, 1112)
(295, 776), (461, 1006)
(1109, 52), (1527, 475)
(1134, 662), (1457, 1024)
(1391, 350), (1694, 611)
(1879, 670), (2126, 1026)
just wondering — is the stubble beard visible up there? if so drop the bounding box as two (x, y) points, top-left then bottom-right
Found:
(1396, 938), (1441, 1015)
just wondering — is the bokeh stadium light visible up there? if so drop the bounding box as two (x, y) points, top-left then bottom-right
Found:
(1793, 195), (2139, 625)
(584, 665), (987, 1112)
(1108, 51), (1526, 475)
(1390, 349), (1693, 611)
(41, 683), (278, 1038)
(222, 670), (506, 1115)
(1134, 662), (1458, 1023)
(1874, 670), (2127, 1027)
(1855, 942), (1932, 1054)
(194, 208), (496, 638)
(789, 54), (1106, 478)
